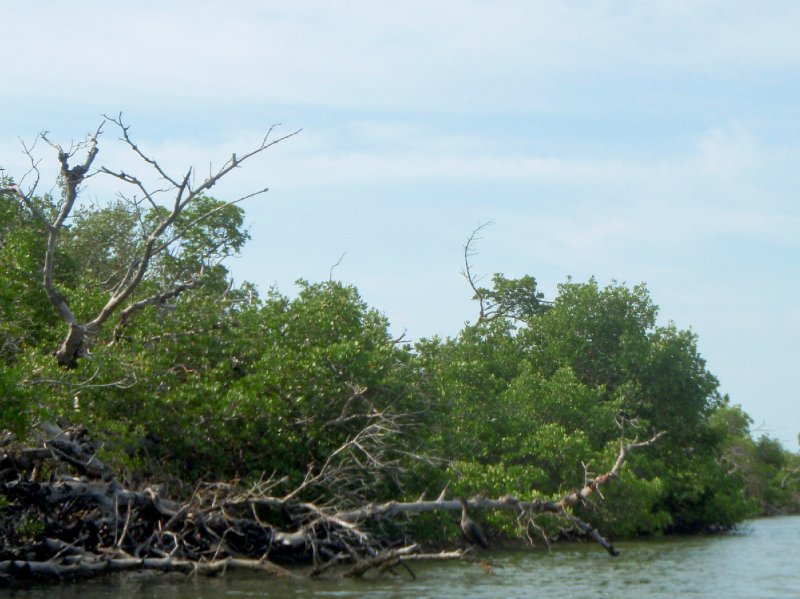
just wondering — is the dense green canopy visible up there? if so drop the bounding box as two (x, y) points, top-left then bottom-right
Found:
(1, 181), (797, 540)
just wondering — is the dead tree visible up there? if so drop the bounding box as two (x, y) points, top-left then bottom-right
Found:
(460, 222), (550, 325)
(0, 423), (664, 584)
(460, 221), (494, 322)
(0, 116), (299, 368)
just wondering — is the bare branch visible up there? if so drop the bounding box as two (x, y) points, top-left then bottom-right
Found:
(103, 113), (181, 188)
(17, 136), (43, 190)
(329, 251), (346, 281)
(98, 167), (170, 212)
(0, 423), (666, 584)
(335, 429), (666, 558)
(88, 120), (298, 339)
(3, 117), (297, 367)
(0, 182), (47, 225)
(460, 221), (494, 322)
(110, 276), (203, 344)
(22, 366), (137, 391)
(152, 190), (262, 258)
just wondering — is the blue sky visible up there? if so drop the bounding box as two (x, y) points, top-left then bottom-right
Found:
(2, 1), (798, 449)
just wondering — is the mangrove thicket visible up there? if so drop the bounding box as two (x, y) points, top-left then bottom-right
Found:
(1, 120), (798, 583)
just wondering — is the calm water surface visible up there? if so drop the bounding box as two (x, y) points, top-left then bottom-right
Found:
(9, 516), (799, 598)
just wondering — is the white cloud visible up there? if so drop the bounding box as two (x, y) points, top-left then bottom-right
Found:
(4, 0), (800, 449)
(6, 117), (795, 259)
(5, 1), (800, 113)
(696, 125), (760, 177)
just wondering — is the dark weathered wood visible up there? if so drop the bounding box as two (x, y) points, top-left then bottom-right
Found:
(0, 424), (663, 583)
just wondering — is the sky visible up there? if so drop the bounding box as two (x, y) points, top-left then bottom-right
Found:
(1, 1), (798, 449)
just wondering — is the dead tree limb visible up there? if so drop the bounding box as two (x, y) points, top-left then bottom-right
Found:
(460, 221), (494, 323)
(334, 431), (666, 556)
(459, 222), (551, 324)
(334, 432), (665, 523)
(0, 425), (664, 584)
(0, 117), (299, 368)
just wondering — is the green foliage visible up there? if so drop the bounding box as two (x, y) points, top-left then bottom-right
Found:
(4, 180), (797, 541)
(0, 191), (62, 358)
(0, 364), (32, 435)
(523, 278), (658, 389)
(416, 318), (527, 461)
(473, 273), (549, 323)
(707, 401), (800, 516)
(28, 277), (421, 503)
(582, 471), (672, 537)
(415, 275), (766, 537)
(64, 199), (142, 289)
(16, 516), (45, 537)
(142, 195), (250, 284)
(0, 189), (60, 432)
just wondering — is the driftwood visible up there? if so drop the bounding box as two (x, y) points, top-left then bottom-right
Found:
(0, 423), (663, 585)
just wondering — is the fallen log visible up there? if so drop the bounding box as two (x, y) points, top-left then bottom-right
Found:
(0, 423), (664, 584)
(333, 432), (666, 556)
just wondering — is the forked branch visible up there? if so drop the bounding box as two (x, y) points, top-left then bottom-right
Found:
(1, 117), (299, 368)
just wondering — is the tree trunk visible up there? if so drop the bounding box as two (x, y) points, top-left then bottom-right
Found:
(54, 323), (87, 369)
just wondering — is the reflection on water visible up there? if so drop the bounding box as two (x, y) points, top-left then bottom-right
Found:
(8, 516), (800, 598)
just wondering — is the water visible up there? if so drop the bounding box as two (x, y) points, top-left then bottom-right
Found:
(8, 516), (799, 598)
